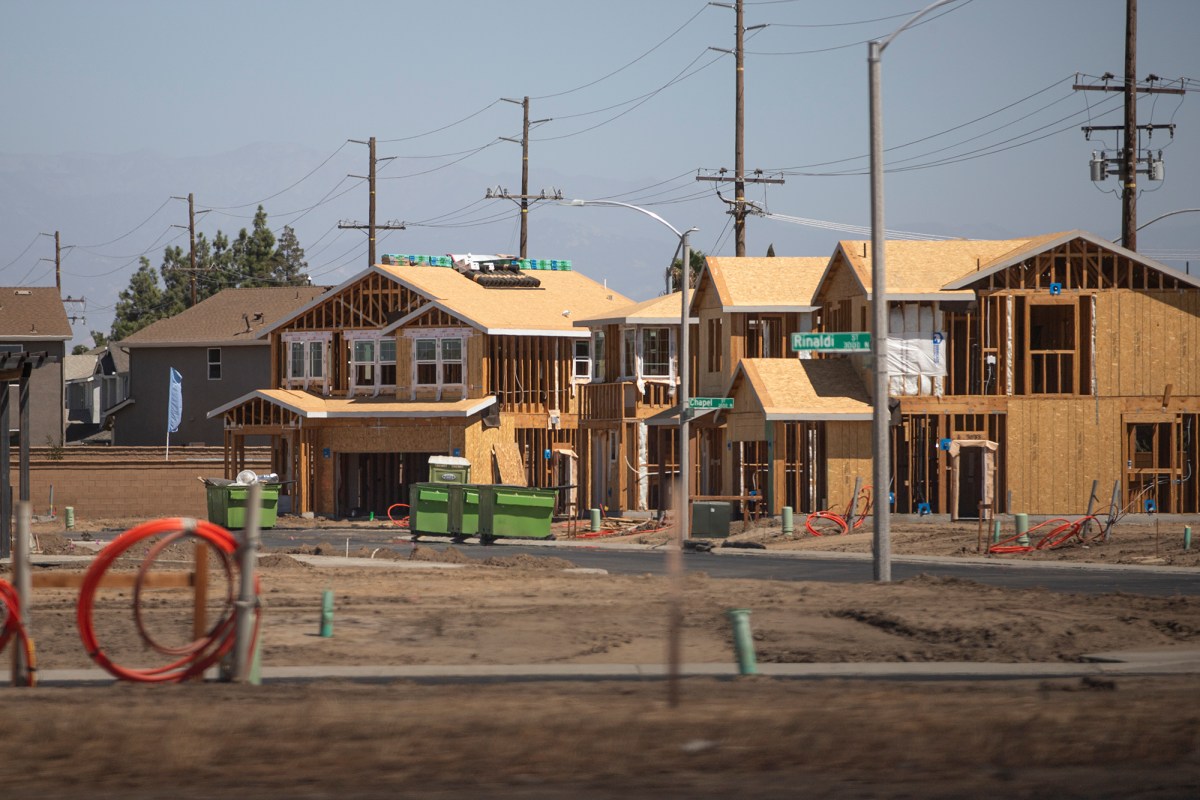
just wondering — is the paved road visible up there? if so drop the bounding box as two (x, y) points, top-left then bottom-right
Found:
(261, 528), (1200, 597)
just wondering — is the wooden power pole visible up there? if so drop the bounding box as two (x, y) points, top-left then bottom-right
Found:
(697, 0), (782, 257)
(1076, 0), (1184, 251)
(341, 137), (405, 266)
(487, 97), (559, 259)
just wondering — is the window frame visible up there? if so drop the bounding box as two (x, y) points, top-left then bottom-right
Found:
(207, 347), (222, 381)
(281, 332), (332, 393)
(572, 338), (591, 382)
(345, 331), (399, 396)
(405, 328), (468, 400)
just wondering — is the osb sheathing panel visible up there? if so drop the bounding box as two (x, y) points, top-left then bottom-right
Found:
(815, 254), (866, 305)
(1095, 290), (1200, 397)
(464, 413), (516, 483)
(1005, 397), (1122, 514)
(824, 420), (871, 510)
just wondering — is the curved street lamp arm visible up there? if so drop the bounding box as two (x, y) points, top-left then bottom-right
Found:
(878, 0), (961, 52)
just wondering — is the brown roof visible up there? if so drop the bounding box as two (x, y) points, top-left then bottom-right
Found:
(704, 257), (828, 309)
(121, 286), (329, 346)
(734, 358), (873, 420)
(377, 264), (633, 335)
(836, 238), (1036, 297)
(0, 287), (72, 339)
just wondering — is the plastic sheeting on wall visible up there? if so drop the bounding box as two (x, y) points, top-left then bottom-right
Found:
(887, 302), (945, 396)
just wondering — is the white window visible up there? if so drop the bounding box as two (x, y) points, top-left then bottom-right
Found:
(282, 333), (331, 392)
(346, 333), (398, 395)
(641, 328), (671, 377)
(207, 348), (221, 380)
(408, 328), (467, 398)
(573, 339), (591, 381)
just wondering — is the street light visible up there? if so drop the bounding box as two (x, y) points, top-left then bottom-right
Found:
(869, 0), (958, 582)
(568, 198), (696, 707)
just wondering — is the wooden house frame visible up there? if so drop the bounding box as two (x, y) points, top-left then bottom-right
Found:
(573, 292), (693, 515)
(816, 231), (1200, 517)
(208, 256), (631, 517)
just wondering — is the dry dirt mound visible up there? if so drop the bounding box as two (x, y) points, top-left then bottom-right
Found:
(35, 532), (77, 555)
(481, 553), (577, 570)
(256, 553), (311, 570)
(409, 545), (473, 564)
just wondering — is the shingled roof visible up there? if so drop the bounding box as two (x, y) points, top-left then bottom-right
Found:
(120, 286), (329, 347)
(0, 287), (72, 340)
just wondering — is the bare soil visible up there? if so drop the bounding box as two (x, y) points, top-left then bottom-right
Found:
(6, 515), (1200, 797)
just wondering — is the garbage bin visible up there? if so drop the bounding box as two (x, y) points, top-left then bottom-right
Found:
(204, 479), (279, 529)
(409, 482), (479, 537)
(478, 485), (557, 540)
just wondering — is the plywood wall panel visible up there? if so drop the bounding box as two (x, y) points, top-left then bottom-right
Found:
(824, 420), (871, 510)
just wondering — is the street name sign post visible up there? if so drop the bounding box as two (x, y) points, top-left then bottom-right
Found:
(791, 332), (872, 352)
(688, 397), (734, 410)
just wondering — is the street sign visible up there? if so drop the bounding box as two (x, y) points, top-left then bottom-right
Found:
(688, 397), (734, 410)
(791, 331), (872, 352)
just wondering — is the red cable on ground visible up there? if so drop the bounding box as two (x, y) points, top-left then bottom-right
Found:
(0, 579), (37, 686)
(806, 486), (873, 536)
(387, 503), (411, 529)
(76, 517), (259, 683)
(987, 515), (1103, 555)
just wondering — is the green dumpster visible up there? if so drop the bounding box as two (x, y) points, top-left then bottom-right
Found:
(204, 480), (279, 529)
(478, 485), (557, 540)
(410, 482), (479, 537)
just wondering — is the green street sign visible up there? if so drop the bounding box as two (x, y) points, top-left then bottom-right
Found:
(689, 397), (734, 410)
(791, 331), (872, 352)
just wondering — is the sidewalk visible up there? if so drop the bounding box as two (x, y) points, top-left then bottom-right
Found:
(26, 647), (1200, 686)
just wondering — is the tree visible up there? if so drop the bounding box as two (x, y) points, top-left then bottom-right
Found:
(112, 258), (166, 340)
(109, 207), (310, 340)
(72, 331), (109, 354)
(272, 225), (310, 285)
(666, 248), (707, 294)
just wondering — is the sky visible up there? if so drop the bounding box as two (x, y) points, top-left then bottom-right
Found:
(2, 0), (1198, 348)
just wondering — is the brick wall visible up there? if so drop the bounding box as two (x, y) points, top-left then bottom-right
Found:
(6, 447), (271, 522)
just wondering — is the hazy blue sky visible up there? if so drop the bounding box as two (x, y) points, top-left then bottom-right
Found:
(2, 0), (1197, 345)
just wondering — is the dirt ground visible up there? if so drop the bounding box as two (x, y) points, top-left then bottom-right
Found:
(5, 514), (1200, 797)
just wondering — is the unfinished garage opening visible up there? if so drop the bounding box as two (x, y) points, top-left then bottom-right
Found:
(1124, 415), (1200, 514)
(336, 452), (433, 518)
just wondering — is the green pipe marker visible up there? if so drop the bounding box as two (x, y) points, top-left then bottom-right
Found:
(589, 508), (601, 532)
(726, 608), (758, 675)
(992, 518), (1001, 544)
(1015, 513), (1030, 547)
(319, 589), (334, 638)
(782, 506), (794, 536)
(1185, 526), (1192, 552)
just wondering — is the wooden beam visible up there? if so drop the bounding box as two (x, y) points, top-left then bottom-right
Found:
(31, 571), (195, 590)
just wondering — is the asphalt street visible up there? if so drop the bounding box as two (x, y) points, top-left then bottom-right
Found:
(261, 528), (1200, 597)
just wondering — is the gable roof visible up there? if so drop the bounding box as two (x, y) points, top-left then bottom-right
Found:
(0, 287), (72, 340)
(731, 358), (873, 421)
(574, 291), (693, 327)
(701, 256), (828, 311)
(120, 286), (329, 347)
(941, 229), (1200, 290)
(376, 263), (632, 336)
(834, 238), (1035, 300)
(64, 353), (99, 381)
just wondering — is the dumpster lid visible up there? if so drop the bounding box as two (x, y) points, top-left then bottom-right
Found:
(429, 455), (471, 467)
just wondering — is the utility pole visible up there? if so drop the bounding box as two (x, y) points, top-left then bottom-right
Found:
(340, 137), (404, 267)
(171, 193), (207, 306)
(1076, 0), (1184, 251)
(698, 0), (782, 257)
(37, 231), (64, 290)
(487, 97), (557, 259)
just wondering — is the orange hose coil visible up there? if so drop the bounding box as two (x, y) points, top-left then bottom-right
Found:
(76, 517), (260, 683)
